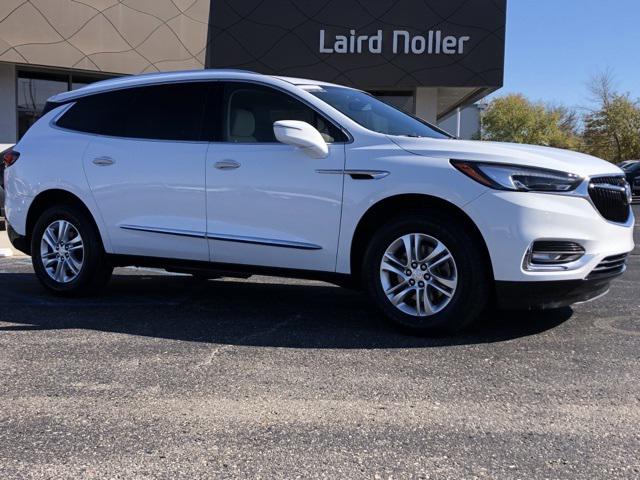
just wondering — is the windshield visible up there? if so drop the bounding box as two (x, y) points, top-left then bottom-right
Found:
(308, 86), (450, 139)
(622, 161), (640, 172)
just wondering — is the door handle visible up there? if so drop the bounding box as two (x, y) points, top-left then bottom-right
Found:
(93, 156), (115, 166)
(214, 160), (240, 170)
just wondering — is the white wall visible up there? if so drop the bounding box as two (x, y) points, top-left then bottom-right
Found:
(0, 63), (16, 143)
(438, 104), (481, 139)
(414, 87), (438, 123)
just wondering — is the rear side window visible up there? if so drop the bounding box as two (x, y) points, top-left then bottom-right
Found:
(56, 82), (211, 141)
(56, 89), (131, 137)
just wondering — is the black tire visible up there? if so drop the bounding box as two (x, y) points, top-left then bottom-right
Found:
(362, 211), (490, 335)
(31, 204), (113, 296)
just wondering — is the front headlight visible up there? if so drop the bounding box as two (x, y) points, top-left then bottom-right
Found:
(451, 160), (583, 192)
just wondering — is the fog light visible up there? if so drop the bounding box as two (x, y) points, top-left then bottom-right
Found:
(524, 241), (585, 271)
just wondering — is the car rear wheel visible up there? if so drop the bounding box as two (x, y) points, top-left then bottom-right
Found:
(31, 205), (112, 295)
(363, 212), (490, 335)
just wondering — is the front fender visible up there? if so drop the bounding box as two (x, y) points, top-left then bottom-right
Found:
(336, 139), (488, 273)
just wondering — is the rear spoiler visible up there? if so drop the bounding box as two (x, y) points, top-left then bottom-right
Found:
(42, 101), (68, 116)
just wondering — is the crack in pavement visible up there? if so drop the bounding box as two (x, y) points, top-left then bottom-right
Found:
(199, 315), (300, 367)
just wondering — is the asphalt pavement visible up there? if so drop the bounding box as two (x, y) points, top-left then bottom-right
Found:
(0, 207), (638, 479)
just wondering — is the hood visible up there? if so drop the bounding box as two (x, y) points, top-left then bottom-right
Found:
(389, 137), (623, 178)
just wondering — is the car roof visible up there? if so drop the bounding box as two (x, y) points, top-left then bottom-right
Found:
(274, 76), (344, 87)
(625, 161), (640, 170)
(49, 70), (349, 103)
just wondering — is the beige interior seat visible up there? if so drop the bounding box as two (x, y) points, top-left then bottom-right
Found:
(229, 109), (257, 142)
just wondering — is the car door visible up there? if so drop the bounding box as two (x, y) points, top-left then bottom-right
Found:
(77, 82), (210, 261)
(205, 82), (348, 271)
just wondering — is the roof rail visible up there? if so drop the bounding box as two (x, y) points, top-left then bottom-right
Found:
(48, 69), (265, 104)
(203, 68), (259, 74)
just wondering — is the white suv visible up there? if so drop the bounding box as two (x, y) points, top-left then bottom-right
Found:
(3, 70), (635, 334)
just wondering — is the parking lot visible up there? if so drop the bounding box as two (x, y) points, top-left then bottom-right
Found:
(0, 207), (638, 479)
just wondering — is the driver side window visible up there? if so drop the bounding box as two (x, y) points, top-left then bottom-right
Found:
(223, 83), (347, 144)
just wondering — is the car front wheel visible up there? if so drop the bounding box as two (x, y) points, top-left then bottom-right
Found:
(31, 205), (113, 295)
(363, 212), (490, 335)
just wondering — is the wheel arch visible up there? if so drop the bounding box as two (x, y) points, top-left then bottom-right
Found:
(25, 189), (107, 256)
(349, 194), (494, 285)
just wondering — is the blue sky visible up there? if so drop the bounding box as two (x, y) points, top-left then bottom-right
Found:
(496, 0), (640, 108)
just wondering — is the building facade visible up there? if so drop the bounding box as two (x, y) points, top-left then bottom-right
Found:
(0, 0), (505, 143)
(438, 103), (487, 140)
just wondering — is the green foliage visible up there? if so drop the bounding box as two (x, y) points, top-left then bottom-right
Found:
(582, 94), (640, 162)
(481, 94), (581, 150)
(481, 71), (640, 163)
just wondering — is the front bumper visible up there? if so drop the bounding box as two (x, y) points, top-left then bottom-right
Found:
(463, 190), (635, 282)
(496, 268), (624, 310)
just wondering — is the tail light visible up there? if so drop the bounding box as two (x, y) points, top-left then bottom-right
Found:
(2, 148), (19, 167)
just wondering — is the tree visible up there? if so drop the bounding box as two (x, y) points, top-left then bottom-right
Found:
(582, 71), (640, 161)
(481, 94), (581, 150)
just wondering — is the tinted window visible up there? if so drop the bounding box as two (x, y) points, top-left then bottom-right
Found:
(309, 86), (450, 139)
(125, 83), (209, 140)
(224, 83), (347, 143)
(57, 82), (211, 141)
(56, 89), (131, 137)
(202, 83), (223, 142)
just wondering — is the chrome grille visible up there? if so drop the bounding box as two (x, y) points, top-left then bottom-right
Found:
(588, 176), (631, 223)
(588, 253), (628, 278)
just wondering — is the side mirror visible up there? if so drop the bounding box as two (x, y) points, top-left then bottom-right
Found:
(273, 120), (329, 159)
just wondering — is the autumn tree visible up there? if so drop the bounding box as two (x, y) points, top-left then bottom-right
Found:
(481, 94), (581, 150)
(582, 71), (640, 161)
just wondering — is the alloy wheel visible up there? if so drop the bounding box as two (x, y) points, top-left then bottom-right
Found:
(40, 220), (84, 283)
(379, 233), (458, 317)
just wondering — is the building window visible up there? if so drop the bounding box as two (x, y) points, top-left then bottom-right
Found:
(17, 70), (111, 139)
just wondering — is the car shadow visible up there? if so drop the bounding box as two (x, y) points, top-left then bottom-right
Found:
(0, 272), (573, 349)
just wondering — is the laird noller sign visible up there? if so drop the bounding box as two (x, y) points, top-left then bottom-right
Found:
(319, 30), (470, 56)
(206, 0), (506, 90)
